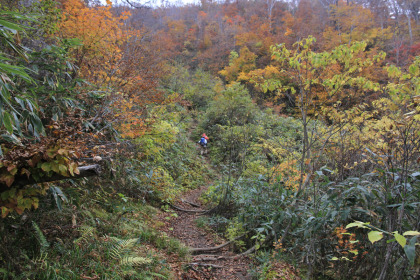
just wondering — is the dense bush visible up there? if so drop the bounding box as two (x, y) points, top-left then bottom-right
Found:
(198, 73), (420, 278)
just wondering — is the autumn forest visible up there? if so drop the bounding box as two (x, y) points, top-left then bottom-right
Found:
(0, 0), (419, 279)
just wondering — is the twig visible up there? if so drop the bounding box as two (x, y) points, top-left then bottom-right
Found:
(123, 0), (151, 9)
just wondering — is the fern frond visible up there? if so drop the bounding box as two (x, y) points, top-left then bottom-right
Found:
(120, 256), (151, 266)
(119, 238), (139, 250)
(109, 237), (139, 259)
(110, 246), (121, 260)
(32, 221), (49, 254)
(74, 226), (95, 246)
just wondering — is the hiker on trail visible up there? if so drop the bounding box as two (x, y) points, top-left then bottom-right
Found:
(198, 133), (209, 155)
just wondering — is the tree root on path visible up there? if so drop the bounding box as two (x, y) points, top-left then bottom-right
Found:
(189, 233), (247, 254)
(169, 204), (207, 213)
(193, 254), (227, 261)
(187, 263), (224, 269)
(231, 245), (256, 260)
(169, 203), (220, 215)
(192, 245), (256, 262)
(181, 199), (201, 208)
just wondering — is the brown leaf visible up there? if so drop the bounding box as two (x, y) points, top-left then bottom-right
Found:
(0, 173), (15, 187)
(20, 168), (31, 179)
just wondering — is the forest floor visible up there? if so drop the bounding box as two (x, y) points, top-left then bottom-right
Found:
(158, 184), (255, 280)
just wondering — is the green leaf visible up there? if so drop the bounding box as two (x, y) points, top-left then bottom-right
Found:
(368, 231), (383, 244)
(404, 243), (416, 266)
(50, 186), (68, 211)
(51, 163), (60, 173)
(0, 19), (25, 32)
(30, 113), (43, 134)
(59, 165), (68, 176)
(2, 111), (13, 134)
(1, 134), (22, 145)
(0, 63), (32, 83)
(403, 231), (420, 236)
(393, 232), (406, 248)
(41, 162), (51, 172)
(346, 221), (368, 229)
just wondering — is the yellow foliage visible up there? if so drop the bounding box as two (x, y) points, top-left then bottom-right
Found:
(237, 71), (249, 82)
(322, 3), (392, 51)
(263, 65), (280, 77)
(219, 46), (257, 83)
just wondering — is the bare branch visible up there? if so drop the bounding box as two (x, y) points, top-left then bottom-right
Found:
(123, 0), (151, 9)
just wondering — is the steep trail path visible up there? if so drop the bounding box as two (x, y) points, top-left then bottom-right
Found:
(159, 184), (254, 279)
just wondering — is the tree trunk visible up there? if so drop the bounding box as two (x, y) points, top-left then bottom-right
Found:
(0, 164), (101, 192)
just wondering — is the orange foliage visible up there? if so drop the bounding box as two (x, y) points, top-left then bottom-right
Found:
(58, 0), (132, 81)
(323, 2), (393, 51)
(58, 0), (166, 140)
(198, 10), (207, 19)
(277, 1), (325, 48)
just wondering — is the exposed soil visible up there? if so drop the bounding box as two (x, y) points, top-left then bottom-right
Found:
(159, 185), (255, 280)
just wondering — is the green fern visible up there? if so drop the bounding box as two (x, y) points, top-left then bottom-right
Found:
(74, 226), (95, 246)
(108, 237), (152, 266)
(109, 237), (139, 259)
(32, 221), (49, 254)
(120, 256), (151, 266)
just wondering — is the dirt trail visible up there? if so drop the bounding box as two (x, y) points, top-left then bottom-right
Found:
(160, 185), (254, 280)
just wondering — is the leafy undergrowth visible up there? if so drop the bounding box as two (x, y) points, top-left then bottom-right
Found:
(0, 195), (192, 279)
(0, 101), (212, 279)
(256, 259), (301, 280)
